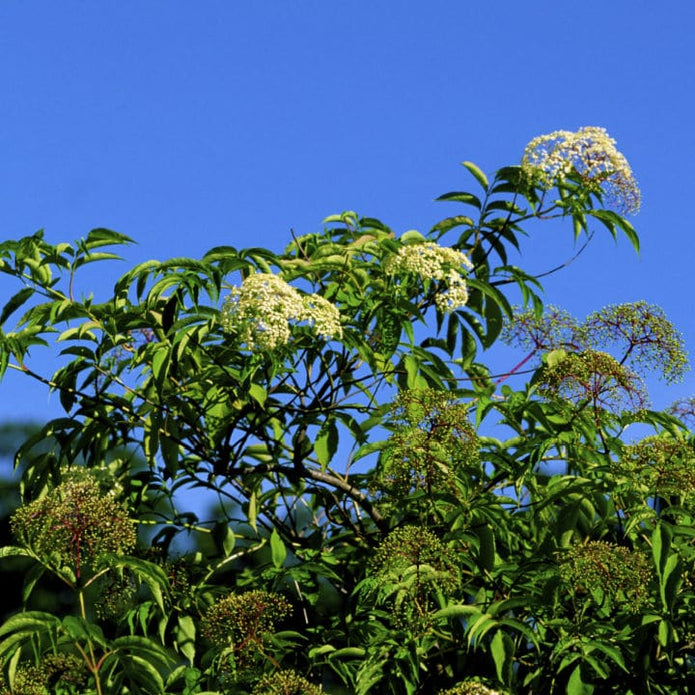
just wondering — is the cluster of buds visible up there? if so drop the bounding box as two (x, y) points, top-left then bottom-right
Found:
(141, 547), (194, 603)
(669, 396), (695, 427)
(374, 389), (479, 500)
(251, 669), (323, 695)
(202, 590), (291, 670)
(384, 241), (473, 313)
(580, 301), (688, 384)
(439, 682), (504, 695)
(94, 573), (137, 621)
(537, 350), (647, 414)
(3, 653), (87, 694)
(559, 540), (652, 611)
(11, 473), (136, 580)
(522, 126), (641, 214)
(501, 305), (579, 353)
(503, 302), (687, 407)
(368, 526), (460, 628)
(616, 434), (695, 499)
(221, 273), (342, 350)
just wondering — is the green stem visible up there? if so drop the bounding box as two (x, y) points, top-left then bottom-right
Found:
(78, 588), (104, 695)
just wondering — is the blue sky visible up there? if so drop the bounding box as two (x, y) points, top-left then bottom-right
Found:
(0, 1), (694, 423)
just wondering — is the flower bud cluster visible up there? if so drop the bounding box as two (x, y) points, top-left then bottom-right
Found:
(369, 526), (460, 625)
(61, 461), (125, 499)
(439, 682), (503, 695)
(202, 590), (291, 656)
(522, 126), (641, 214)
(95, 574), (137, 621)
(580, 301), (688, 384)
(11, 475), (136, 578)
(375, 389), (479, 500)
(384, 242), (473, 313)
(251, 669), (323, 695)
(537, 349), (647, 413)
(221, 273), (342, 350)
(370, 526), (460, 607)
(669, 396), (695, 427)
(560, 540), (652, 611)
(617, 434), (695, 498)
(503, 302), (688, 403)
(3, 653), (87, 695)
(501, 305), (578, 352)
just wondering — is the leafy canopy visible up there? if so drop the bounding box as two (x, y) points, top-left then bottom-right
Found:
(0, 128), (693, 695)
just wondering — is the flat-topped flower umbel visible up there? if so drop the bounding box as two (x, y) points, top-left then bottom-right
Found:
(221, 272), (342, 350)
(522, 126), (641, 214)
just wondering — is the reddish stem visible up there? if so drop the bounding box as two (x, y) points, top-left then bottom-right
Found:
(495, 350), (537, 385)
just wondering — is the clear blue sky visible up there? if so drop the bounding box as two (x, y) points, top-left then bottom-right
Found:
(1, 1), (693, 422)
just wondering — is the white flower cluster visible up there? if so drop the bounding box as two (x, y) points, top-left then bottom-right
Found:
(522, 126), (641, 214)
(221, 273), (342, 350)
(384, 242), (473, 313)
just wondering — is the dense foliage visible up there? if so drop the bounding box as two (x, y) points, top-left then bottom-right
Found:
(0, 128), (693, 694)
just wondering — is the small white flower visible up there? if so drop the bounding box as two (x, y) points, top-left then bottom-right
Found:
(434, 271), (469, 313)
(221, 273), (342, 350)
(385, 242), (472, 313)
(300, 294), (343, 340)
(522, 126), (640, 214)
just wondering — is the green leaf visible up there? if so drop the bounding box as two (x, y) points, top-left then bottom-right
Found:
(462, 160), (489, 190)
(21, 564), (45, 604)
(314, 417), (338, 468)
(657, 619), (671, 648)
(105, 636), (171, 694)
(175, 615), (196, 665)
(0, 546), (32, 560)
(73, 251), (125, 269)
(588, 210), (640, 253)
(62, 616), (107, 646)
(466, 612), (496, 645)
(143, 415), (161, 462)
(403, 354), (428, 390)
(151, 346), (170, 387)
(213, 522), (236, 557)
(0, 611), (61, 637)
(436, 191), (482, 208)
(247, 490), (258, 532)
(651, 522), (682, 610)
(326, 646), (366, 659)
(432, 604), (480, 621)
(652, 522), (672, 575)
(567, 664), (594, 695)
(661, 554), (682, 611)
(84, 227), (134, 249)
(546, 348), (568, 368)
(586, 639), (627, 671)
(270, 528), (287, 569)
(431, 215), (475, 236)
(476, 524), (496, 571)
(400, 230), (427, 244)
(0, 288), (34, 327)
(107, 556), (169, 613)
(491, 629), (514, 686)
(248, 382), (267, 406)
(0, 612), (61, 659)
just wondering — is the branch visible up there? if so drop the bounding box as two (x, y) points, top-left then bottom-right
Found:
(491, 230), (595, 287)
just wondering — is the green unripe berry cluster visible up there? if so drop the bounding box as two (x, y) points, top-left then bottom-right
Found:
(439, 682), (504, 695)
(11, 475), (136, 578)
(375, 389), (479, 500)
(560, 540), (652, 611)
(538, 349), (647, 413)
(251, 669), (323, 695)
(202, 590), (291, 651)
